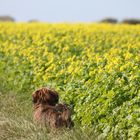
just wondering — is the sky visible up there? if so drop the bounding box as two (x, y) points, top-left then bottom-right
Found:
(0, 0), (140, 22)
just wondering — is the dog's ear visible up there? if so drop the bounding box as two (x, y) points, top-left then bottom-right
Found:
(48, 89), (59, 105)
(32, 90), (40, 104)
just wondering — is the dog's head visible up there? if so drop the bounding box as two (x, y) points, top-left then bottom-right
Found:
(32, 88), (59, 106)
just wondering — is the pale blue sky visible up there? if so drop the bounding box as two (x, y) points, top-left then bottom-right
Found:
(0, 0), (139, 22)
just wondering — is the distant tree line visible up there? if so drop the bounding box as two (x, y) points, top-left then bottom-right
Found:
(0, 15), (15, 22)
(121, 18), (140, 25)
(28, 19), (39, 23)
(0, 15), (39, 22)
(99, 17), (140, 24)
(0, 15), (140, 24)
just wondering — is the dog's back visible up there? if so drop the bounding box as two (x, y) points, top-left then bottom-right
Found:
(55, 103), (74, 128)
(34, 103), (74, 128)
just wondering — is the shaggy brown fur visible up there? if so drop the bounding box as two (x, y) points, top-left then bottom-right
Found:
(32, 87), (74, 129)
(32, 87), (59, 106)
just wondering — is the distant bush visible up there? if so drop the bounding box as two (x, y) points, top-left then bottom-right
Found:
(121, 18), (140, 25)
(0, 15), (15, 22)
(28, 19), (39, 23)
(100, 18), (118, 24)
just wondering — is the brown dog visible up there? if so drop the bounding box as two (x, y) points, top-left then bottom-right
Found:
(32, 87), (74, 128)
